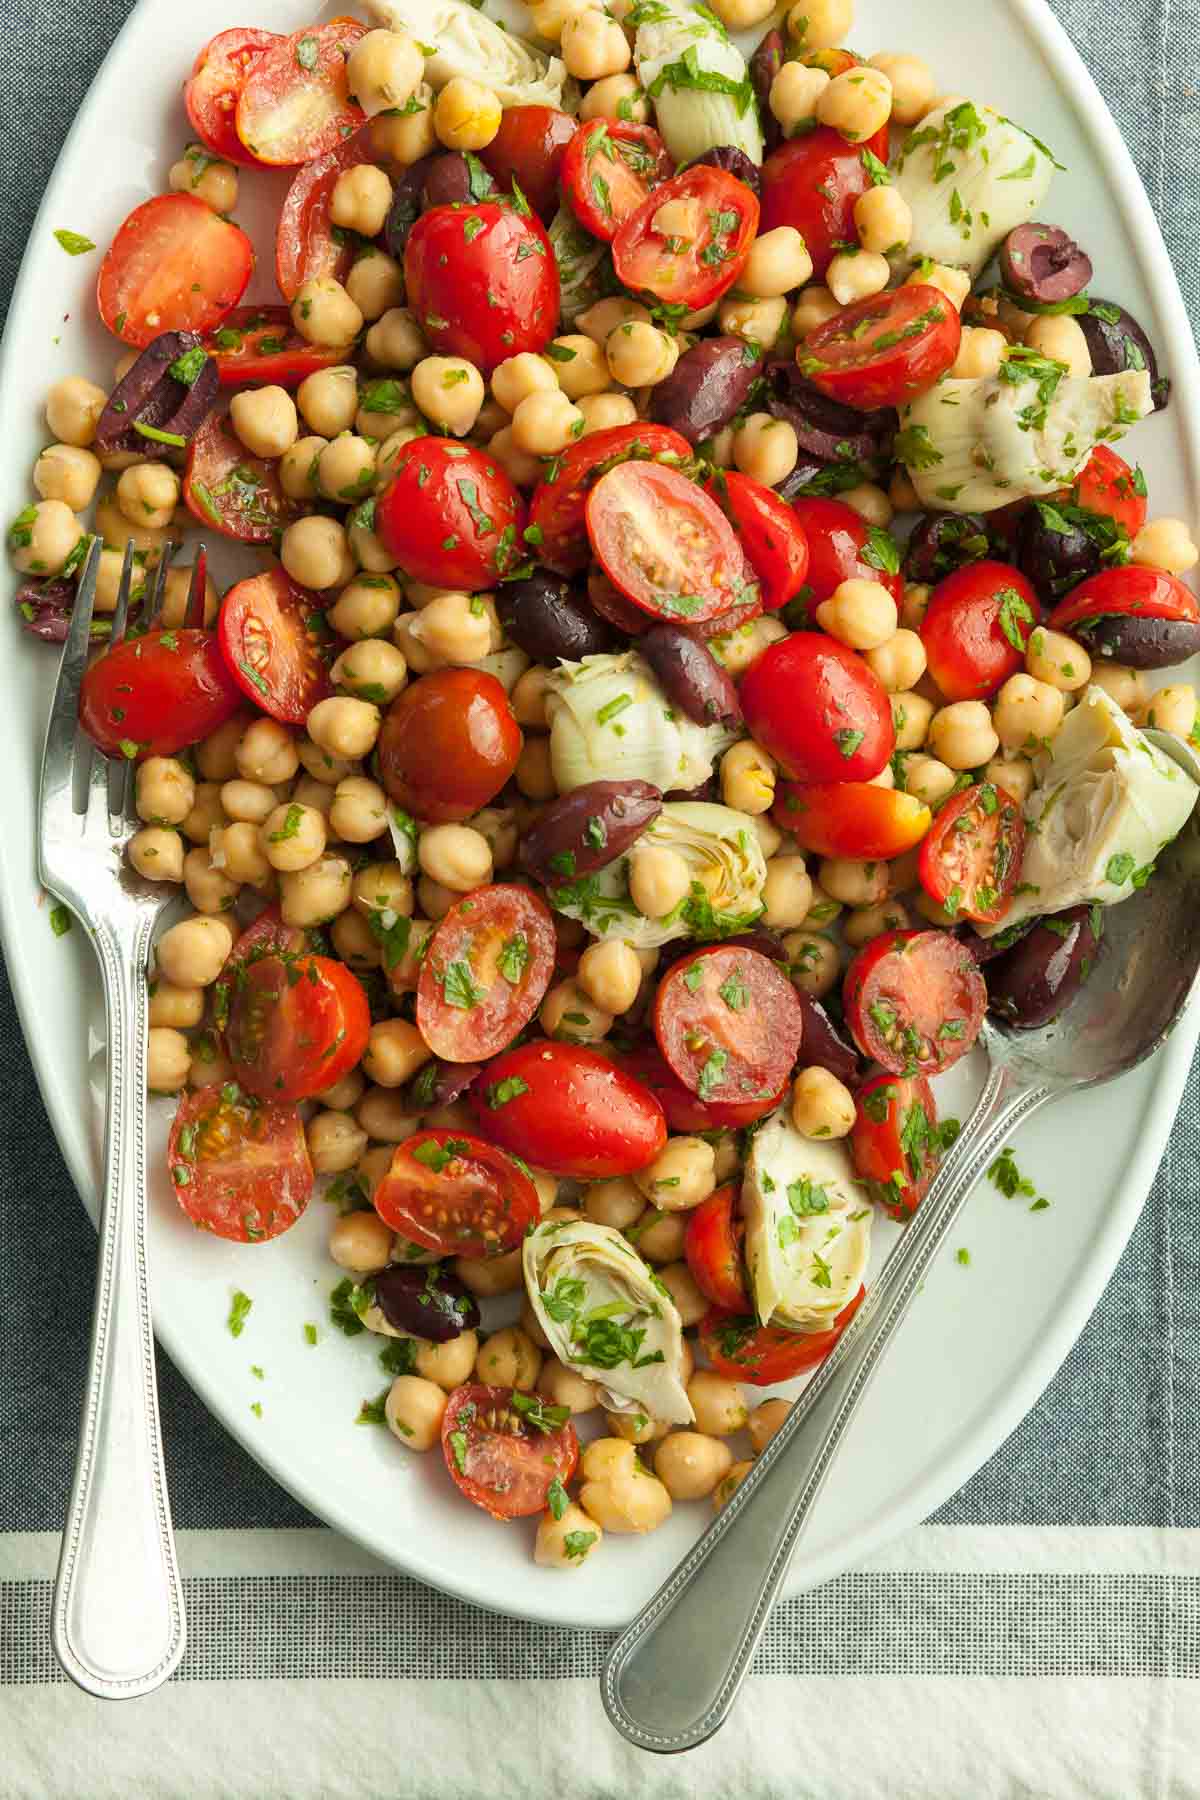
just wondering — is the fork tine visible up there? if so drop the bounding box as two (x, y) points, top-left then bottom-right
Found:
(184, 544), (209, 628)
(39, 538), (101, 836)
(108, 541), (138, 647)
(107, 546), (144, 820)
(141, 542), (180, 632)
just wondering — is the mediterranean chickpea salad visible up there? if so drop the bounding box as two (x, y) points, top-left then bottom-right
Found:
(12, 0), (1200, 1565)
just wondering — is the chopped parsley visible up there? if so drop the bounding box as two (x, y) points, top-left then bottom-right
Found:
(226, 1291), (253, 1339)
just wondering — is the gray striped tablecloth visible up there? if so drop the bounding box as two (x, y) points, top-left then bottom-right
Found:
(2, 3), (1200, 1795)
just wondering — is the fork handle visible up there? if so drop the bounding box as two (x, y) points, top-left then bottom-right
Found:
(51, 917), (186, 1699)
(601, 1060), (1050, 1754)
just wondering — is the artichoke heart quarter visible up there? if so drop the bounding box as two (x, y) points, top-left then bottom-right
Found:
(742, 1108), (873, 1333)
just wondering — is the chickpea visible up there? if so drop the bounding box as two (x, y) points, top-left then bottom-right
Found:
(581, 1439), (638, 1486)
(384, 1375), (446, 1451)
(455, 1245), (523, 1298)
(951, 325), (1007, 380)
(354, 1087), (417, 1145)
(928, 700), (1001, 769)
(605, 322), (677, 389)
(817, 578), (898, 651)
(210, 822), (267, 888)
(327, 574), (402, 642)
(781, 928), (839, 999)
(359, 1018), (430, 1090)
(330, 165), (394, 241)
(902, 753), (957, 807)
(578, 1177), (643, 1234)
(866, 629), (926, 695)
(353, 860), (414, 920)
(405, 590), (497, 668)
(732, 413), (799, 487)
(145, 977), (202, 1032)
(46, 375), (107, 448)
(845, 894), (911, 945)
(414, 823), (491, 894)
(156, 914), (233, 989)
(302, 1109), (366, 1176)
(867, 50), (935, 124)
(883, 469), (918, 519)
(147, 1028), (191, 1093)
(628, 1208), (686, 1265)
(580, 1463), (672, 1533)
(628, 844), (690, 919)
(411, 356), (486, 437)
(720, 739), (776, 815)
(229, 386), (298, 462)
(747, 1397), (792, 1456)
(818, 65), (893, 143)
(183, 842), (239, 914)
(576, 939), (642, 1017)
(580, 72), (648, 124)
(331, 909), (382, 972)
(491, 352), (557, 417)
(770, 62), (830, 136)
(433, 76), (502, 151)
(792, 284), (841, 336)
(324, 776), (385, 845)
(854, 185), (913, 258)
(827, 248), (891, 306)
(576, 297), (651, 346)
(840, 483), (894, 530)
(281, 515), (354, 591)
(8, 498), (82, 578)
(739, 227), (814, 301)
(134, 757), (194, 829)
(790, 1065), (856, 1141)
(475, 1325), (542, 1391)
(655, 1262), (707, 1328)
(414, 1331), (478, 1391)
(129, 827), (185, 883)
(291, 277), (363, 349)
(687, 1372), (749, 1438)
(510, 665), (552, 731)
(530, 0), (591, 34)
(761, 855), (813, 930)
(1132, 517), (1199, 575)
(279, 854), (354, 927)
(816, 856), (887, 909)
(343, 26), (423, 116)
(306, 697), (381, 763)
(788, 0), (853, 43)
(535, 1500), (602, 1569)
(1025, 312), (1092, 377)
(34, 443), (101, 513)
(632, 1137), (715, 1212)
(298, 366), (360, 437)
(515, 737), (557, 801)
(313, 439), (373, 511)
(984, 757), (1034, 805)
(654, 1431), (733, 1502)
(561, 9), (631, 80)
(115, 462), (178, 532)
(235, 719), (299, 787)
(718, 294), (788, 352)
(749, 814), (783, 863)
(1089, 662), (1148, 714)
(319, 1068), (366, 1112)
(905, 261), (971, 311)
(470, 806), (519, 871)
(511, 389), (585, 455)
(258, 801), (324, 874)
(363, 314), (425, 382)
(180, 784), (226, 846)
(538, 978), (611, 1045)
(368, 85), (437, 166)
(275, 437), (324, 502)
(1025, 627), (1091, 692)
(1147, 684), (1198, 738)
(991, 676), (1064, 755)
(605, 1410), (670, 1447)
(538, 1357), (601, 1415)
(487, 425), (541, 488)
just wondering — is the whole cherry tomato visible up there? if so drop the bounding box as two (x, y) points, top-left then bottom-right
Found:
(378, 669), (521, 823)
(760, 129), (889, 277)
(612, 166), (758, 310)
(787, 495), (903, 612)
(843, 929), (986, 1076)
(404, 200), (558, 372)
(777, 782), (932, 859)
(707, 471), (810, 612)
(741, 632), (894, 782)
(918, 781), (1026, 924)
(558, 118), (673, 241)
(376, 438), (526, 589)
(799, 284), (962, 411)
(470, 1042), (667, 1178)
(527, 422), (692, 574)
(480, 105), (578, 221)
(849, 1073), (945, 1216)
(921, 561), (1041, 701)
(80, 629), (243, 760)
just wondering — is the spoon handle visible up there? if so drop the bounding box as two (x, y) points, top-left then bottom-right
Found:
(601, 1060), (1051, 1755)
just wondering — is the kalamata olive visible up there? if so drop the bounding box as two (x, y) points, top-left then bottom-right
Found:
(401, 1058), (483, 1114)
(750, 30), (785, 154)
(16, 574), (76, 643)
(425, 151), (491, 210)
(903, 512), (991, 584)
(94, 332), (219, 459)
(999, 223), (1093, 305)
(370, 1262), (481, 1342)
(765, 361), (895, 469)
(640, 625), (743, 729)
(957, 920), (1032, 965)
(794, 992), (863, 1087)
(520, 780), (663, 884)
(665, 776), (719, 803)
(649, 337), (763, 447)
(1066, 612), (1200, 670)
(1078, 298), (1170, 410)
(775, 459), (861, 503)
(986, 903), (1103, 1030)
(655, 926), (784, 974)
(1014, 501), (1103, 599)
(687, 146), (762, 198)
(496, 569), (613, 661)
(383, 153), (439, 258)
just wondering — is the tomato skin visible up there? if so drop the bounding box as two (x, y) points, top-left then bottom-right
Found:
(470, 1043), (667, 1178)
(528, 423), (693, 575)
(376, 437), (526, 589)
(707, 472), (810, 612)
(619, 1045), (786, 1132)
(849, 1073), (942, 1216)
(777, 782), (932, 860)
(235, 19), (366, 166)
(921, 561), (1041, 701)
(559, 119), (673, 242)
(219, 567), (332, 724)
(184, 409), (300, 543)
(378, 669), (522, 823)
(587, 462), (758, 624)
(275, 131), (377, 301)
(80, 629), (243, 759)
(480, 106), (579, 222)
(800, 284), (962, 411)
(416, 885), (557, 1063)
(760, 128), (888, 278)
(405, 203), (559, 373)
(224, 954), (370, 1102)
(185, 28), (281, 167)
(213, 907), (311, 1027)
(699, 1288), (866, 1386)
(202, 305), (345, 386)
(373, 1132), (540, 1257)
(1049, 565), (1200, 633)
(685, 1184), (749, 1311)
(168, 1083), (312, 1243)
(654, 947), (804, 1109)
(441, 1383), (579, 1521)
(1071, 445), (1147, 539)
(741, 632), (895, 782)
(98, 195), (254, 348)
(843, 929), (986, 1076)
(918, 782), (1026, 924)
(613, 166), (759, 309)
(787, 495), (903, 611)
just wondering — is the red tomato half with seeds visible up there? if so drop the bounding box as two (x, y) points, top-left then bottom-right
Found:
(619, 1044), (786, 1132)
(1070, 444), (1148, 540)
(685, 1184), (749, 1311)
(470, 1042), (667, 1178)
(741, 631), (894, 782)
(417, 885), (556, 1063)
(235, 19), (366, 166)
(699, 1288), (866, 1387)
(378, 668), (521, 823)
(760, 128), (888, 278)
(850, 1073), (944, 1216)
(184, 409), (301, 543)
(787, 495), (903, 612)
(441, 1383), (579, 1521)
(528, 423), (693, 575)
(843, 929), (986, 1076)
(374, 1133), (540, 1258)
(219, 567), (332, 724)
(213, 908), (311, 1030)
(376, 438), (526, 589)
(202, 305), (345, 386)
(559, 119), (673, 242)
(613, 166), (759, 310)
(480, 105), (579, 222)
(918, 782), (1026, 925)
(185, 27), (281, 166)
(405, 202), (558, 373)
(921, 561), (1041, 701)
(707, 471), (810, 612)
(799, 284), (962, 411)
(654, 947), (804, 1109)
(224, 953), (370, 1102)
(168, 1082), (312, 1243)
(587, 462), (759, 625)
(777, 782), (932, 860)
(80, 629), (243, 759)
(98, 194), (254, 348)
(275, 130), (378, 301)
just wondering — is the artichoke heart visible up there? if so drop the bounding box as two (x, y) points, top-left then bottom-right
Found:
(523, 1219), (694, 1424)
(547, 651), (739, 796)
(742, 1108), (873, 1333)
(367, 0), (576, 110)
(892, 100), (1055, 277)
(634, 0), (763, 167)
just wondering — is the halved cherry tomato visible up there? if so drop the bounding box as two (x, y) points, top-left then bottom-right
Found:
(801, 46), (864, 77)
(404, 201), (558, 373)
(527, 423), (693, 575)
(98, 194), (254, 348)
(685, 1184), (749, 1311)
(378, 668), (522, 823)
(786, 495), (903, 611)
(480, 105), (579, 222)
(800, 284), (962, 411)
(185, 28), (281, 167)
(168, 1082), (312, 1243)
(559, 119), (673, 242)
(80, 628), (243, 759)
(213, 908), (311, 1031)
(586, 462), (759, 624)
(698, 1288), (866, 1386)
(202, 306), (345, 386)
(275, 131), (377, 302)
(654, 947), (804, 1108)
(1049, 564), (1200, 634)
(918, 782), (1025, 925)
(1070, 445), (1148, 540)
(235, 19), (366, 166)
(417, 885), (556, 1063)
(921, 561), (1041, 701)
(843, 929), (986, 1075)
(849, 1073), (944, 1216)
(373, 1132), (540, 1257)
(613, 166), (758, 309)
(223, 953), (370, 1102)
(777, 782), (932, 859)
(184, 409), (301, 543)
(760, 129), (888, 278)
(219, 567), (332, 724)
(376, 438), (526, 588)
(470, 1042), (667, 1178)
(706, 471), (810, 612)
(441, 1383), (579, 1521)
(741, 632), (894, 782)
(619, 1044), (786, 1131)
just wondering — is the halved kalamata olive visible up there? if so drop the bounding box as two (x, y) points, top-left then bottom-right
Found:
(383, 153), (439, 258)
(775, 458), (862, 503)
(370, 1262), (481, 1342)
(999, 223), (1093, 305)
(664, 776), (720, 804)
(794, 991), (863, 1087)
(655, 925), (784, 974)
(1014, 501), (1104, 598)
(16, 575), (76, 643)
(423, 151), (493, 211)
(986, 903), (1103, 1030)
(750, 30), (785, 154)
(94, 332), (218, 460)
(903, 512), (991, 584)
(957, 920), (1033, 965)
(640, 625), (743, 729)
(765, 362), (896, 468)
(402, 1058), (483, 1114)
(1078, 298), (1169, 410)
(687, 146), (762, 198)
(521, 780), (663, 884)
(496, 569), (613, 662)
(1066, 612), (1200, 670)
(649, 337), (763, 446)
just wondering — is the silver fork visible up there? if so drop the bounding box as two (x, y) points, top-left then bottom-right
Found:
(40, 538), (201, 1699)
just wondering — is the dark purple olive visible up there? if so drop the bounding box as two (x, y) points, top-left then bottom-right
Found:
(956, 920), (1033, 965)
(16, 575), (75, 643)
(794, 992), (863, 1087)
(999, 223), (1093, 305)
(1065, 611), (1200, 670)
(656, 926), (785, 974)
(402, 1058), (483, 1114)
(649, 337), (763, 446)
(370, 1263), (480, 1342)
(903, 512), (991, 584)
(665, 776), (720, 804)
(94, 332), (219, 460)
(496, 569), (613, 662)
(521, 780), (663, 884)
(423, 151), (493, 211)
(382, 153), (438, 258)
(750, 30), (785, 154)
(687, 146), (761, 198)
(775, 458), (863, 503)
(986, 904), (1103, 1030)
(765, 361), (896, 469)
(1014, 501), (1103, 598)
(1078, 298), (1169, 410)
(640, 625), (743, 729)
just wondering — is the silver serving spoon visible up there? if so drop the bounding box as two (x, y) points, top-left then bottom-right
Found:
(602, 730), (1200, 1755)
